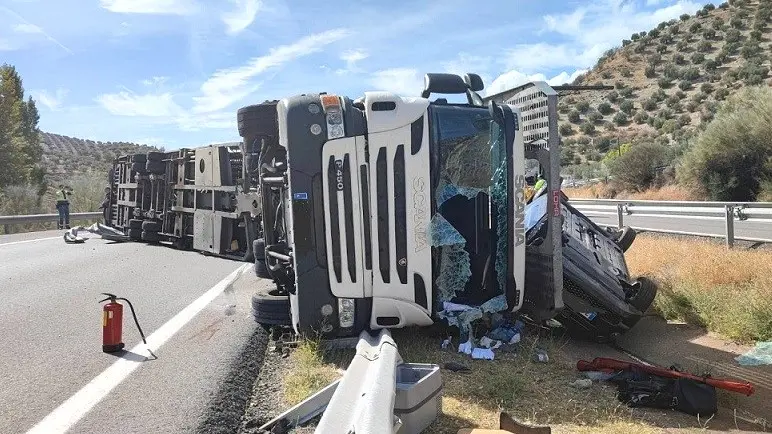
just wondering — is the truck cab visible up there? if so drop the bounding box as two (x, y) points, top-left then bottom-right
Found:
(240, 73), (564, 338)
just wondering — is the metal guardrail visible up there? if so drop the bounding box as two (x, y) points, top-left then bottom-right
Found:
(0, 212), (102, 227)
(568, 199), (772, 248)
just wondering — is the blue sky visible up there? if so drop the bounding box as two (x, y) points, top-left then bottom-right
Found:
(1, 0), (703, 149)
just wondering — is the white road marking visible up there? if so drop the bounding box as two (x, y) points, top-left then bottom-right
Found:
(0, 236), (60, 247)
(25, 263), (250, 434)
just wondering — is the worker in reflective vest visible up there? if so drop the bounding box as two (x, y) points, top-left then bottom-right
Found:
(56, 185), (72, 229)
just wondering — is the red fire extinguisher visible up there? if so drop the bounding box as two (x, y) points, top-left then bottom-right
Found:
(99, 293), (147, 353)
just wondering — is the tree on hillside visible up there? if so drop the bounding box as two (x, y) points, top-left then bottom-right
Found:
(0, 64), (43, 189)
(679, 86), (772, 201)
(608, 142), (669, 191)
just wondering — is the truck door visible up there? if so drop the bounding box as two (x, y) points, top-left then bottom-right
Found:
(364, 93), (434, 329)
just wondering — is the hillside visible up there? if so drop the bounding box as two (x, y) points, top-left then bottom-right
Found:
(40, 132), (160, 184)
(558, 0), (772, 175)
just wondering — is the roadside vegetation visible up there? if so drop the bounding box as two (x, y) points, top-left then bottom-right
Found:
(627, 234), (772, 343)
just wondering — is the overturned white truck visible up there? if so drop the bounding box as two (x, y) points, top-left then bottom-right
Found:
(241, 74), (656, 342)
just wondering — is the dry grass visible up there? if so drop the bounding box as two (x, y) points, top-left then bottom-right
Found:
(280, 327), (725, 433)
(626, 234), (772, 343)
(563, 183), (702, 201)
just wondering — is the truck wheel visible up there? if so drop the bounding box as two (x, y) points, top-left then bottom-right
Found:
(145, 160), (165, 174)
(131, 162), (147, 173)
(132, 153), (147, 163)
(237, 102), (279, 139)
(142, 220), (162, 232)
(128, 219), (143, 230)
(252, 238), (272, 279)
(616, 226), (636, 252)
(146, 151), (164, 161)
(128, 228), (142, 240)
(141, 230), (161, 243)
(629, 276), (657, 313)
(251, 292), (291, 327)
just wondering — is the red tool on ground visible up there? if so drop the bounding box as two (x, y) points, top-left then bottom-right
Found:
(577, 357), (755, 396)
(99, 293), (147, 353)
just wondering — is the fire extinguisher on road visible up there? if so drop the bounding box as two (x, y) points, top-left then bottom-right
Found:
(99, 293), (148, 353)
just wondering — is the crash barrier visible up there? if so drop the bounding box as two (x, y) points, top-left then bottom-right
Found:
(259, 329), (442, 434)
(0, 212), (102, 233)
(569, 199), (772, 248)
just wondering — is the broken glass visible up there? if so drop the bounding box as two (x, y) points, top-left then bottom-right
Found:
(435, 244), (471, 303)
(429, 214), (466, 247)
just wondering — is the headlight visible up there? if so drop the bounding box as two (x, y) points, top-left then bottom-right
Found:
(338, 298), (355, 328)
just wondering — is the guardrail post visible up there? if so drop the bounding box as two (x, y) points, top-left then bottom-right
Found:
(725, 205), (735, 249)
(617, 204), (624, 229)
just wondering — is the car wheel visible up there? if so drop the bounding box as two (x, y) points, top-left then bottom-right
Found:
(616, 226), (636, 252)
(629, 276), (657, 313)
(251, 292), (290, 327)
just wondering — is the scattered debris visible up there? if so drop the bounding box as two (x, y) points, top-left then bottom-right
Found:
(569, 379), (592, 389)
(459, 411), (552, 434)
(63, 222), (130, 243)
(735, 341), (772, 366)
(471, 348), (495, 360)
(532, 349), (549, 363)
(443, 361), (471, 373)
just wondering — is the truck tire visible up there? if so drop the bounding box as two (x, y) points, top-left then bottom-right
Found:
(146, 151), (164, 161)
(629, 276), (657, 313)
(131, 162), (147, 173)
(616, 226), (636, 252)
(132, 153), (147, 163)
(145, 160), (165, 174)
(141, 230), (160, 243)
(252, 238), (272, 279)
(128, 219), (143, 230)
(128, 228), (142, 240)
(237, 102), (279, 140)
(251, 292), (291, 327)
(142, 220), (162, 232)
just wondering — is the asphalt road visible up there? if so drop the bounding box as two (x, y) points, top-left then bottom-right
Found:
(577, 210), (772, 242)
(0, 230), (268, 434)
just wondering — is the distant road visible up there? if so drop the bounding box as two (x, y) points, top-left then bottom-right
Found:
(580, 211), (771, 242)
(0, 230), (265, 434)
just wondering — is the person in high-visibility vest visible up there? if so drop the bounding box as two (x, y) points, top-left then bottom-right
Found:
(55, 185), (73, 229)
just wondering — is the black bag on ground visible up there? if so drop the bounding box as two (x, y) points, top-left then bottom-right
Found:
(613, 369), (717, 416)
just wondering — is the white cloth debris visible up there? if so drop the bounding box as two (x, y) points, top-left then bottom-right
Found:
(471, 348), (495, 360)
(458, 339), (473, 355)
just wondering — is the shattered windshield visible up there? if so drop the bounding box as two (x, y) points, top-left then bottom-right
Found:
(429, 105), (510, 323)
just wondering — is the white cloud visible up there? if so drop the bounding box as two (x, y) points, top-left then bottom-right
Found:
(335, 49), (368, 75)
(192, 28), (350, 113)
(141, 76), (169, 86)
(486, 69), (588, 96)
(99, 0), (200, 15)
(33, 88), (69, 111)
(13, 23), (42, 34)
(543, 8), (586, 35)
(96, 91), (184, 117)
(368, 68), (424, 96)
(222, 0), (261, 34)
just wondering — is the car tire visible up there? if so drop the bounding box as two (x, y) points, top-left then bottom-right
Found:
(142, 220), (162, 232)
(629, 276), (657, 313)
(128, 219), (143, 230)
(146, 151), (164, 161)
(251, 292), (291, 327)
(141, 230), (160, 243)
(616, 226), (636, 252)
(128, 228), (142, 240)
(146, 160), (165, 174)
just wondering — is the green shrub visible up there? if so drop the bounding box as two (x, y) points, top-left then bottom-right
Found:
(673, 53), (685, 65)
(598, 102), (613, 115)
(690, 22), (702, 33)
(614, 81), (626, 90)
(704, 3), (716, 11)
(608, 142), (670, 191)
(683, 67), (701, 80)
(587, 111), (603, 123)
(679, 86), (772, 201)
(631, 32), (641, 41)
(749, 29), (763, 41)
(691, 52), (705, 64)
(676, 40), (689, 51)
(577, 100), (590, 113)
(619, 87), (634, 98)
(634, 112), (649, 124)
(581, 122), (596, 134)
(653, 117), (665, 129)
(643, 98), (658, 111)
(711, 19), (723, 30)
(622, 39), (632, 47)
(577, 136), (591, 145)
(701, 82), (714, 93)
(645, 65), (656, 78)
(657, 43), (669, 54)
(692, 91), (708, 103)
(560, 147), (575, 166)
(660, 119), (679, 134)
(686, 101), (699, 111)
(678, 113), (692, 126)
(730, 17), (743, 29)
(680, 13), (691, 21)
(704, 59), (719, 73)
(659, 108), (675, 119)
(741, 43), (761, 59)
(675, 90), (686, 99)
(601, 71), (612, 79)
(653, 89), (667, 101)
(663, 63), (679, 79)
(658, 77), (672, 88)
(568, 110), (581, 123)
(559, 123), (574, 136)
(719, 1), (728, 8)
(725, 28), (741, 42)
(595, 136), (613, 152)
(607, 91), (619, 103)
(619, 100), (634, 114)
(666, 95), (680, 107)
(678, 80), (693, 91)
(613, 112), (629, 125)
